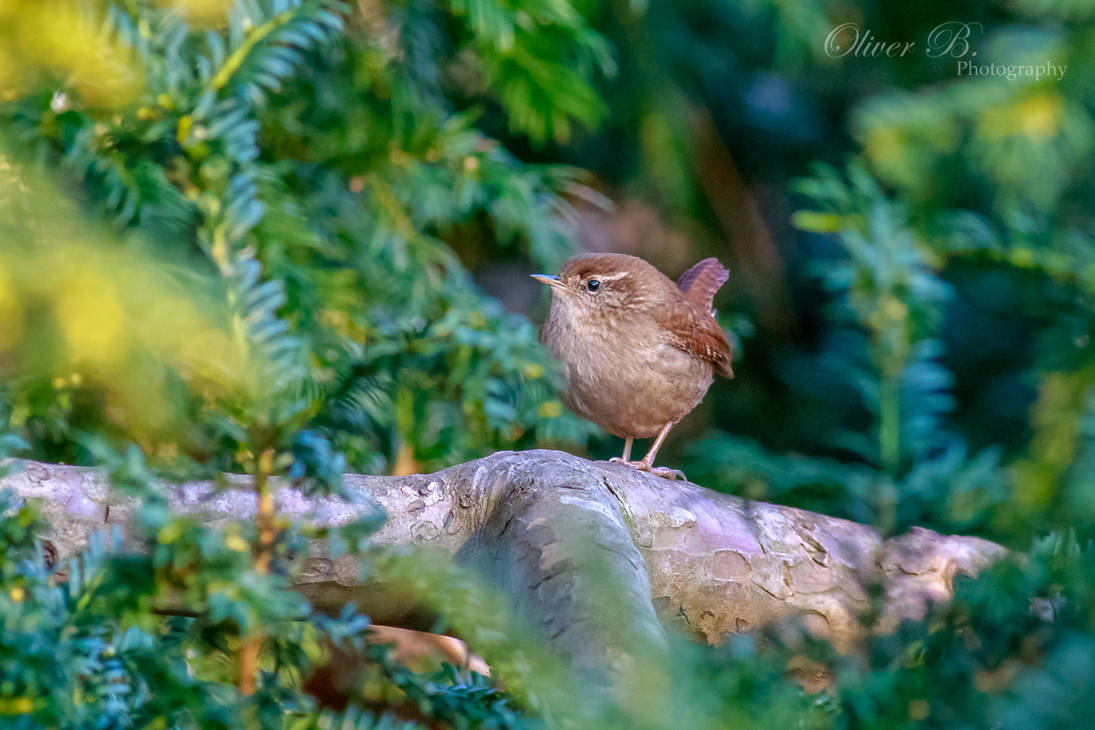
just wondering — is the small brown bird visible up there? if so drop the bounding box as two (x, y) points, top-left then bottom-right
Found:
(533, 253), (733, 479)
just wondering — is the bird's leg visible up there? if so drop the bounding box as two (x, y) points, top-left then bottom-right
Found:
(609, 437), (634, 465)
(632, 422), (686, 480)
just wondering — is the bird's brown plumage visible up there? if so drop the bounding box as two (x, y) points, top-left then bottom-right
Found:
(677, 257), (730, 312)
(534, 252), (733, 477)
(537, 252), (733, 428)
(665, 258), (734, 378)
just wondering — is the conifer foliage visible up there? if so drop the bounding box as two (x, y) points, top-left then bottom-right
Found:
(3, 0), (1095, 727)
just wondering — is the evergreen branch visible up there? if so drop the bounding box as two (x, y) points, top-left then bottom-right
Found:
(209, 7), (298, 93)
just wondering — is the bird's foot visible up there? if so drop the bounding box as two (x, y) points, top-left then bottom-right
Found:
(610, 459), (686, 481)
(644, 465), (686, 481)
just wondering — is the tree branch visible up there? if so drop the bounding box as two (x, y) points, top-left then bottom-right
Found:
(1, 450), (1006, 663)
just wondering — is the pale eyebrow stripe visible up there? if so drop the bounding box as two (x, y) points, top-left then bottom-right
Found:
(589, 271), (629, 282)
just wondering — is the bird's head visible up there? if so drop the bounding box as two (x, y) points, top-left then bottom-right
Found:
(531, 253), (663, 315)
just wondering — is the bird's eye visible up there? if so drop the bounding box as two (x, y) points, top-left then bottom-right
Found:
(586, 279), (600, 292)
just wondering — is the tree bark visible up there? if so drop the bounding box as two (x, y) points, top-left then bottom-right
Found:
(1, 449), (1006, 666)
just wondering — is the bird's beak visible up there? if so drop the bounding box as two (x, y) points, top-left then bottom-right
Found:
(530, 274), (563, 288)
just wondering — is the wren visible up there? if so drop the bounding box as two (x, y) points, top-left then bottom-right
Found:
(532, 253), (733, 480)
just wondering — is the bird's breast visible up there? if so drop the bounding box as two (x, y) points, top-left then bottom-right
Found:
(541, 304), (714, 438)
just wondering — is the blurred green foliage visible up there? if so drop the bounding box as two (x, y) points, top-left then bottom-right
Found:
(2, 0), (1095, 727)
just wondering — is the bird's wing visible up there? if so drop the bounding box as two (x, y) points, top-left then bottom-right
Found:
(676, 258), (729, 313)
(656, 299), (734, 379)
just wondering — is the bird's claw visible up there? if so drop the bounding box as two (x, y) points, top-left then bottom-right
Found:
(609, 459), (686, 481)
(645, 466), (686, 481)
